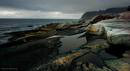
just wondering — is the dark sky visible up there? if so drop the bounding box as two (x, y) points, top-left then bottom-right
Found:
(0, 0), (130, 19)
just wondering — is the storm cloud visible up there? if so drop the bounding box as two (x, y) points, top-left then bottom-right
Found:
(0, 0), (130, 19)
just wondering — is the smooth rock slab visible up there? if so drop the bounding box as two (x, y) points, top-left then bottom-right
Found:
(87, 19), (130, 46)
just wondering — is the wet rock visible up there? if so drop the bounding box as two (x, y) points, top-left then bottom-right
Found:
(72, 52), (105, 68)
(105, 59), (130, 71)
(105, 44), (130, 58)
(56, 24), (67, 29)
(99, 51), (117, 60)
(119, 63), (130, 71)
(89, 15), (115, 24)
(123, 51), (130, 58)
(70, 52), (115, 71)
(56, 23), (82, 30)
(35, 23), (60, 31)
(107, 34), (130, 46)
(0, 37), (61, 71)
(81, 39), (109, 53)
(17, 30), (56, 41)
(56, 23), (85, 36)
(122, 51), (130, 64)
(87, 39), (109, 48)
(46, 23), (60, 29)
(7, 23), (60, 42)
(0, 36), (60, 56)
(33, 48), (115, 71)
(81, 64), (112, 71)
(1, 29), (57, 47)
(3, 22), (85, 47)
(33, 49), (90, 71)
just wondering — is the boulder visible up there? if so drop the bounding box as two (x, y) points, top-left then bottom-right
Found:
(103, 19), (130, 46)
(85, 24), (105, 36)
(84, 15), (115, 36)
(86, 18), (130, 46)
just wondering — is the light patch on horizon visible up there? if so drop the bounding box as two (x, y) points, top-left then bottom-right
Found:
(0, 11), (16, 16)
(0, 8), (82, 19)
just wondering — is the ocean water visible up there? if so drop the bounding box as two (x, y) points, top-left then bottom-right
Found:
(0, 19), (78, 44)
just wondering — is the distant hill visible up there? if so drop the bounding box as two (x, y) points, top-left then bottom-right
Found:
(80, 6), (129, 23)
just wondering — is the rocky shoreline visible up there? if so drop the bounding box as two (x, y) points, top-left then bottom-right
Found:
(0, 13), (130, 71)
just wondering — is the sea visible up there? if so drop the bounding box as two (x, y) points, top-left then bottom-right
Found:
(0, 19), (78, 44)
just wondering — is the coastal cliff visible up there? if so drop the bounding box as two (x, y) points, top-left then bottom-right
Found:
(79, 6), (128, 23)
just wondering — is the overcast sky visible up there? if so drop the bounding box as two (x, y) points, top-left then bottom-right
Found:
(0, 0), (130, 19)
